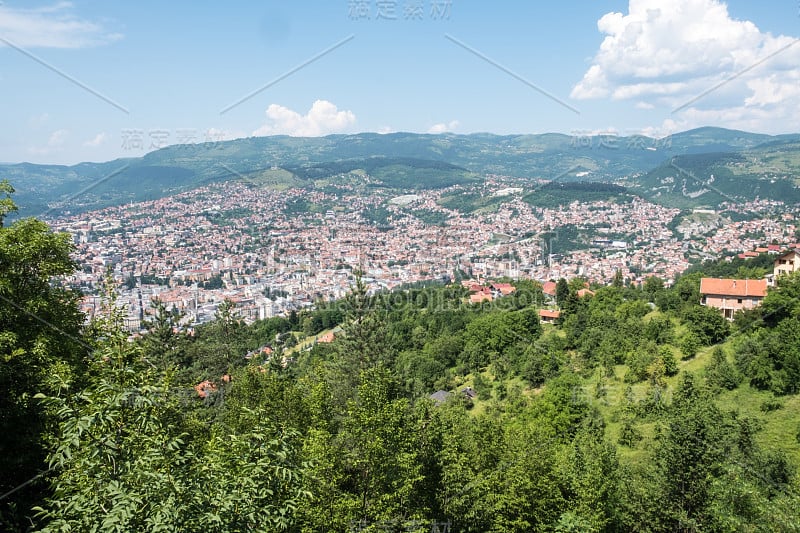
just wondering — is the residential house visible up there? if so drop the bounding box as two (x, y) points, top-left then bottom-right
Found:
(539, 309), (561, 324)
(491, 282), (516, 296)
(700, 277), (768, 320)
(774, 250), (800, 279)
(542, 281), (557, 302)
(317, 331), (336, 343)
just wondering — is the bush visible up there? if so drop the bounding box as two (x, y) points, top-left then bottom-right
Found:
(760, 397), (783, 412)
(705, 347), (741, 391)
(680, 332), (700, 360)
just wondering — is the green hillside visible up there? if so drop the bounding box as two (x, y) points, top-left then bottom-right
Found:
(5, 189), (800, 531)
(5, 128), (798, 217)
(629, 140), (800, 208)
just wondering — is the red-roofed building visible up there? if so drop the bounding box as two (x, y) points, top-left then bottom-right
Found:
(542, 281), (557, 302)
(317, 331), (336, 343)
(491, 282), (516, 296)
(539, 309), (561, 324)
(469, 292), (492, 304)
(700, 277), (768, 320)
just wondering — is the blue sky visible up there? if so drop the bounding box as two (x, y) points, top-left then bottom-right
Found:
(2, 0), (799, 164)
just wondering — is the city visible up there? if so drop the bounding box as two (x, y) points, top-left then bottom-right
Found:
(50, 175), (798, 330)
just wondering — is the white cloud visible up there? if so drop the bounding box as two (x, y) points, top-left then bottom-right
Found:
(48, 129), (68, 147)
(0, 2), (122, 49)
(428, 120), (460, 134)
(377, 126), (394, 134)
(252, 100), (356, 137)
(83, 132), (107, 147)
(573, 0), (800, 132)
(28, 128), (69, 155)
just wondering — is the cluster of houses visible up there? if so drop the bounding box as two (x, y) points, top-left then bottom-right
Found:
(463, 280), (517, 304)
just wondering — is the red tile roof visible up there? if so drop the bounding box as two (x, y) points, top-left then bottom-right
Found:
(317, 331), (336, 343)
(469, 292), (492, 304)
(492, 282), (516, 295)
(700, 278), (767, 298)
(542, 281), (557, 296)
(539, 309), (561, 318)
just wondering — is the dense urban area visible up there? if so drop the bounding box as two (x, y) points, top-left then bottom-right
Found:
(50, 177), (797, 332)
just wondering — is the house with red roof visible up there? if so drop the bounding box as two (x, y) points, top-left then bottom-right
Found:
(317, 331), (336, 343)
(491, 282), (516, 296)
(469, 292), (492, 304)
(542, 281), (557, 302)
(539, 309), (561, 324)
(700, 277), (768, 320)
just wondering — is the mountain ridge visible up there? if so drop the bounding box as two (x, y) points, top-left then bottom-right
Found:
(3, 127), (798, 217)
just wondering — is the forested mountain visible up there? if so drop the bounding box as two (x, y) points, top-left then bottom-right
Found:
(3, 181), (800, 531)
(4, 127), (799, 217)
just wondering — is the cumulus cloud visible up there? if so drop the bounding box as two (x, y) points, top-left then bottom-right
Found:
(572, 0), (800, 132)
(48, 129), (68, 147)
(28, 128), (69, 155)
(252, 100), (356, 137)
(428, 120), (460, 134)
(83, 132), (107, 147)
(0, 2), (122, 48)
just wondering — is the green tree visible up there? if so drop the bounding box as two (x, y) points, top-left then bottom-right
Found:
(680, 331), (700, 359)
(336, 367), (425, 526)
(705, 347), (741, 391)
(35, 298), (309, 532)
(0, 188), (87, 528)
(140, 298), (187, 371)
(656, 374), (724, 530)
(643, 276), (665, 301)
(660, 346), (679, 377)
(556, 278), (570, 306)
(0, 180), (17, 226)
(682, 305), (730, 345)
(560, 423), (620, 531)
